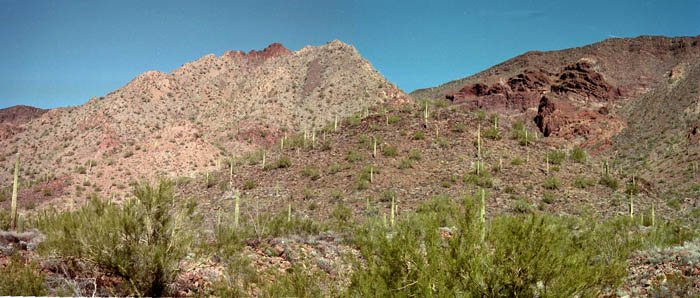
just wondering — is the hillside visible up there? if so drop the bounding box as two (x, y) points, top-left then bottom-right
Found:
(412, 35), (700, 199)
(0, 40), (409, 208)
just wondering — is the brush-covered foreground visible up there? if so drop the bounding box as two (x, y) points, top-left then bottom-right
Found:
(1, 180), (697, 297)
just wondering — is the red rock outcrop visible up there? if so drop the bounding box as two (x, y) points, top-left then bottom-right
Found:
(0, 105), (46, 124)
(223, 43), (291, 61)
(445, 69), (552, 111)
(551, 61), (622, 101)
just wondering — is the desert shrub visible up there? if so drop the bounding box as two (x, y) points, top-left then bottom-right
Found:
(328, 162), (345, 174)
(543, 176), (561, 190)
(396, 158), (413, 169)
(347, 197), (631, 297)
(382, 145), (398, 157)
(35, 180), (192, 297)
(569, 147), (587, 163)
(387, 115), (401, 124)
(264, 156), (292, 170)
(599, 174), (619, 190)
(542, 190), (556, 204)
(303, 187), (315, 199)
(379, 189), (396, 203)
(547, 150), (566, 165)
(242, 179), (258, 190)
(319, 139), (332, 151)
(331, 203), (352, 223)
(511, 199), (533, 213)
(346, 151), (364, 163)
(243, 150), (265, 165)
(573, 175), (596, 189)
(511, 156), (523, 165)
(347, 114), (363, 126)
(511, 124), (535, 146)
(464, 170), (493, 188)
(434, 137), (450, 148)
(301, 166), (321, 181)
(412, 131), (424, 140)
(483, 127), (502, 140)
(408, 149), (422, 161)
(625, 182), (640, 196)
(0, 255), (47, 296)
(451, 123), (465, 133)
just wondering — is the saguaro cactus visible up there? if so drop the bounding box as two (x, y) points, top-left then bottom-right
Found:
(424, 102), (429, 127)
(477, 124), (481, 158)
(373, 136), (377, 158)
(480, 189), (486, 242)
(391, 196), (395, 227)
(10, 152), (20, 230)
(234, 192), (240, 229)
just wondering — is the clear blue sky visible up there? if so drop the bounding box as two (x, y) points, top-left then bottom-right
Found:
(1, 0), (698, 109)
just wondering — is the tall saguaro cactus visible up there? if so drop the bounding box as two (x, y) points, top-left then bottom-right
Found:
(10, 152), (20, 230)
(480, 189), (486, 242)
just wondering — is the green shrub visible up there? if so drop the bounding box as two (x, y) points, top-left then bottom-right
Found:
(483, 127), (502, 140)
(511, 157), (523, 165)
(511, 199), (533, 213)
(328, 162), (345, 174)
(599, 174), (619, 190)
(0, 255), (47, 296)
(542, 191), (556, 204)
(331, 203), (352, 223)
(573, 175), (595, 189)
(547, 150), (566, 165)
(243, 179), (258, 190)
(412, 131), (425, 140)
(396, 158), (413, 169)
(346, 151), (364, 163)
(264, 156), (292, 170)
(408, 149), (422, 161)
(543, 176), (561, 190)
(347, 199), (631, 297)
(464, 171), (493, 188)
(569, 147), (587, 163)
(36, 180), (192, 297)
(451, 124), (465, 133)
(382, 145), (398, 157)
(387, 115), (401, 124)
(625, 182), (640, 196)
(379, 189), (396, 203)
(434, 137), (450, 148)
(302, 166), (321, 181)
(303, 187), (315, 199)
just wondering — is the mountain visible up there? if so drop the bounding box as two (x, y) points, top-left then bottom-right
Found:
(411, 35), (700, 196)
(0, 40), (409, 207)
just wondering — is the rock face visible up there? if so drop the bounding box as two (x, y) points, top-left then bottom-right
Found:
(0, 105), (46, 141)
(0, 105), (46, 124)
(551, 61), (622, 101)
(222, 42), (292, 61)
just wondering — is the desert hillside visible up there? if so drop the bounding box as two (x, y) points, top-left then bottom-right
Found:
(0, 40), (409, 207)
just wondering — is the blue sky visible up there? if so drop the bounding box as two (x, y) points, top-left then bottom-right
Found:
(1, 0), (698, 109)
